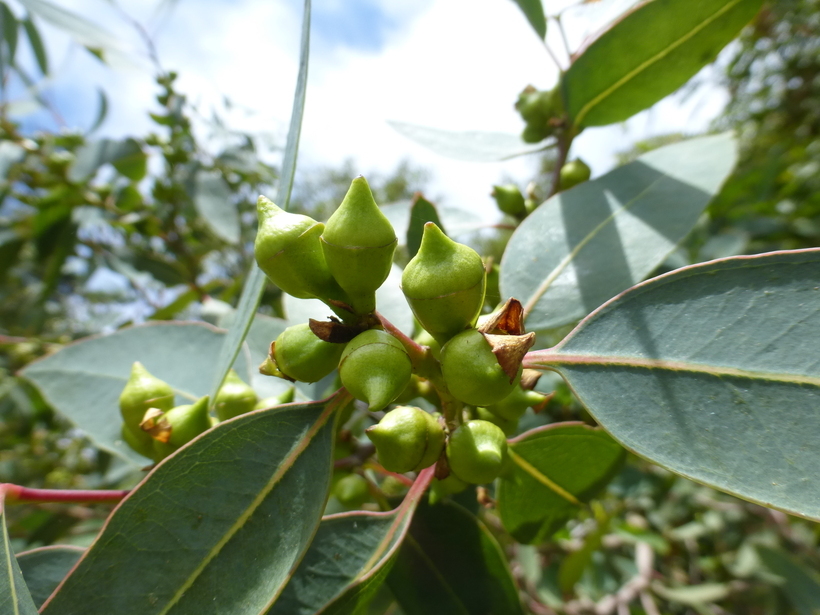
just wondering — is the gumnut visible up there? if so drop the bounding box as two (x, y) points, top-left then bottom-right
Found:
(515, 86), (561, 143)
(401, 223), (486, 345)
(491, 184), (526, 217)
(140, 395), (212, 460)
(321, 176), (397, 314)
(266, 323), (345, 383)
(214, 369), (258, 421)
(333, 473), (370, 509)
(475, 407), (518, 437)
(559, 158), (591, 191)
(120, 422), (155, 460)
(339, 329), (412, 411)
(254, 195), (347, 303)
(254, 387), (295, 410)
(429, 474), (469, 504)
(119, 361), (175, 448)
(446, 419), (508, 484)
(366, 406), (445, 474)
(484, 385), (548, 421)
(440, 329), (523, 407)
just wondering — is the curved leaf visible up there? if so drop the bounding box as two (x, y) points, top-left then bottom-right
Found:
(16, 0), (122, 54)
(497, 423), (624, 544)
(564, 0), (764, 127)
(388, 121), (552, 162)
(388, 499), (524, 615)
(21, 17), (46, 74)
(407, 195), (444, 259)
(0, 491), (38, 615)
(68, 138), (147, 183)
(21, 322), (250, 465)
(193, 170), (239, 244)
(40, 394), (348, 615)
(511, 0), (546, 39)
(1, 3), (18, 64)
(16, 546), (84, 608)
(526, 249), (820, 520)
(500, 133), (737, 334)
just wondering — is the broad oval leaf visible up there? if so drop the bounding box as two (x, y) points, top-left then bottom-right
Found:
(16, 546), (84, 609)
(193, 169), (239, 244)
(501, 133), (738, 334)
(270, 467), (433, 615)
(388, 120), (552, 162)
(564, 0), (764, 127)
(526, 249), (820, 520)
(497, 423), (625, 544)
(21, 322), (250, 465)
(388, 499), (524, 615)
(40, 394), (347, 615)
(0, 492), (39, 615)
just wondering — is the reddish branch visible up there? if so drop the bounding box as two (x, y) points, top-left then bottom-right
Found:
(0, 483), (130, 505)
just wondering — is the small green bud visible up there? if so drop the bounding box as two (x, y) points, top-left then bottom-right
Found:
(429, 474), (469, 504)
(559, 158), (591, 191)
(339, 330), (412, 411)
(491, 184), (526, 217)
(515, 86), (559, 143)
(269, 323), (345, 383)
(485, 386), (548, 421)
(119, 362), (175, 449)
(401, 223), (486, 345)
(142, 395), (212, 460)
(366, 406), (445, 473)
(321, 176), (397, 314)
(334, 473), (370, 509)
(254, 196), (346, 302)
(254, 387), (295, 410)
(475, 407), (518, 437)
(440, 329), (522, 406)
(214, 369), (258, 421)
(446, 419), (508, 484)
(120, 423), (155, 460)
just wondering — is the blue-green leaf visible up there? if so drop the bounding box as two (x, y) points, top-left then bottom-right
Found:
(193, 169), (239, 244)
(0, 491), (39, 615)
(16, 546), (84, 608)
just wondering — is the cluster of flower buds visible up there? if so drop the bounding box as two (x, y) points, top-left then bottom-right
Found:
(515, 85), (564, 144)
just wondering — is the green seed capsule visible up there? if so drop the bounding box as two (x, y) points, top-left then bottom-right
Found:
(214, 369), (258, 421)
(143, 395), (212, 460)
(120, 422), (155, 460)
(491, 184), (526, 217)
(321, 176), (397, 314)
(485, 386), (548, 421)
(446, 419), (508, 484)
(475, 407), (518, 437)
(401, 223), (486, 345)
(366, 406), (445, 473)
(119, 362), (175, 449)
(559, 158), (591, 191)
(254, 196), (347, 302)
(339, 330), (412, 411)
(440, 329), (521, 407)
(334, 473), (370, 509)
(271, 323), (345, 383)
(254, 387), (295, 410)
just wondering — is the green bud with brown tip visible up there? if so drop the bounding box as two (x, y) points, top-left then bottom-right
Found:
(214, 369), (257, 421)
(446, 419), (508, 484)
(119, 361), (175, 449)
(401, 223), (486, 345)
(339, 330), (412, 411)
(491, 184), (526, 217)
(366, 406), (445, 473)
(270, 323), (345, 383)
(254, 196), (347, 302)
(559, 158), (591, 191)
(142, 395), (212, 460)
(321, 176), (397, 314)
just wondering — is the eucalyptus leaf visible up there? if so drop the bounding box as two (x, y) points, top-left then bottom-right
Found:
(564, 0), (764, 127)
(651, 582), (731, 606)
(40, 394), (348, 615)
(0, 492), (39, 615)
(68, 138), (147, 183)
(497, 423), (625, 544)
(526, 248), (820, 520)
(21, 322), (250, 465)
(17, 0), (122, 55)
(756, 547), (820, 615)
(500, 133), (738, 333)
(388, 120), (552, 162)
(406, 195), (444, 259)
(1, 3), (18, 64)
(511, 0), (546, 39)
(16, 546), (84, 608)
(193, 169), (239, 244)
(87, 88), (108, 134)
(21, 17), (46, 74)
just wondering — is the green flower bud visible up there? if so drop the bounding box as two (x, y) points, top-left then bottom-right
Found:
(334, 473), (370, 509)
(429, 474), (469, 504)
(142, 395), (212, 460)
(339, 330), (412, 411)
(401, 223), (486, 345)
(491, 184), (526, 217)
(366, 406), (445, 473)
(475, 407), (518, 437)
(321, 176), (397, 314)
(254, 387), (295, 410)
(446, 419), (508, 484)
(485, 386), (548, 421)
(254, 196), (346, 302)
(515, 86), (559, 143)
(440, 329), (521, 406)
(119, 362), (175, 449)
(120, 422), (155, 460)
(214, 369), (257, 421)
(270, 323), (345, 383)
(559, 158), (591, 191)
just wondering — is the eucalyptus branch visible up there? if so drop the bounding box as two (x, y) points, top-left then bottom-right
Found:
(1, 483), (130, 505)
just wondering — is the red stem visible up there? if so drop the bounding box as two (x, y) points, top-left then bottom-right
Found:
(1, 484), (130, 505)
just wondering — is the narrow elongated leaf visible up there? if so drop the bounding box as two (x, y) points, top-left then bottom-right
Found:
(1, 3), (19, 63)
(16, 546), (84, 608)
(22, 17), (46, 74)
(526, 249), (820, 520)
(501, 133), (737, 333)
(68, 138), (147, 182)
(497, 423), (624, 544)
(41, 394), (348, 615)
(208, 0), (311, 403)
(87, 88), (108, 134)
(388, 121), (552, 162)
(17, 0), (121, 53)
(756, 547), (820, 615)
(0, 491), (39, 615)
(21, 322), (250, 465)
(511, 0), (546, 38)
(388, 499), (524, 615)
(270, 467), (434, 615)
(406, 195), (444, 259)
(565, 0), (763, 127)
(193, 169), (239, 243)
